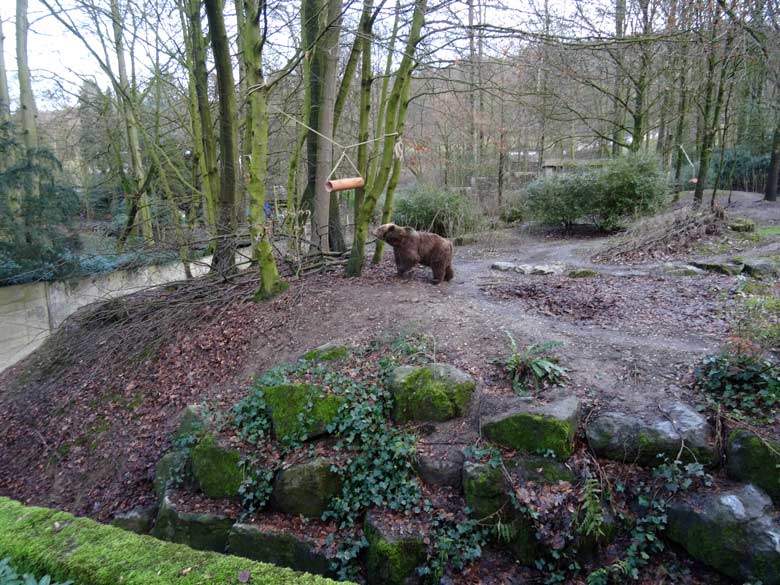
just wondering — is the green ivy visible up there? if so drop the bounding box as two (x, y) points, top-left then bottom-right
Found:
(0, 558), (73, 585)
(417, 512), (488, 583)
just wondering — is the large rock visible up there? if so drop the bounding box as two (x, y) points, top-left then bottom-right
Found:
(510, 453), (576, 484)
(111, 505), (157, 534)
(191, 434), (244, 499)
(691, 260), (745, 276)
(743, 258), (780, 278)
(726, 430), (780, 503)
(389, 364), (475, 423)
(666, 484), (780, 584)
(364, 510), (427, 585)
(462, 461), (538, 564)
(481, 395), (580, 460)
(586, 403), (717, 467)
(264, 383), (344, 442)
(272, 458), (343, 519)
(303, 343), (349, 362)
(151, 493), (233, 552)
(415, 445), (465, 488)
(228, 523), (335, 577)
(153, 450), (191, 500)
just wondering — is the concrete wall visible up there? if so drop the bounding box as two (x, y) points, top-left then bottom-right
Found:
(0, 255), (247, 374)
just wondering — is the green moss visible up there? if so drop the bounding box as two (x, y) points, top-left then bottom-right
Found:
(757, 226), (780, 238)
(191, 435), (243, 499)
(252, 280), (290, 302)
(175, 405), (208, 440)
(463, 462), (509, 521)
(726, 430), (780, 503)
(482, 412), (574, 460)
(728, 218), (756, 233)
(151, 495), (233, 552)
(302, 344), (349, 362)
(263, 384), (343, 442)
(0, 496), (345, 585)
(392, 366), (475, 423)
(513, 454), (575, 483)
(364, 518), (426, 585)
(567, 269), (598, 278)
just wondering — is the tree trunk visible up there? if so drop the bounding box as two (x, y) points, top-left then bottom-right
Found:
(0, 17), (10, 123)
(110, 0), (153, 247)
(346, 0), (426, 277)
(611, 0), (626, 156)
(187, 0), (218, 236)
(353, 0), (374, 229)
(16, 0), (39, 206)
(314, 0), (342, 254)
(241, 0), (285, 297)
(766, 119), (780, 202)
(204, 0), (239, 276)
(301, 0), (323, 246)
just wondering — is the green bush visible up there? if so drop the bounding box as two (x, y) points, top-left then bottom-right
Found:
(498, 193), (524, 224)
(393, 183), (481, 237)
(525, 154), (667, 230)
(715, 146), (770, 193)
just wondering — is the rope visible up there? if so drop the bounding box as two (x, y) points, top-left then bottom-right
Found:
(271, 108), (400, 181)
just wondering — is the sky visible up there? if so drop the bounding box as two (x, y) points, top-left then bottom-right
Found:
(1, 1), (108, 110)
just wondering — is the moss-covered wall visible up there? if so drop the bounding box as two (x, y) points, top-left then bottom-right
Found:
(0, 497), (348, 585)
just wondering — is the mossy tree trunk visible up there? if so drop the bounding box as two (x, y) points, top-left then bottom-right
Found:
(204, 0), (239, 277)
(353, 0), (374, 229)
(240, 0), (285, 298)
(16, 0), (39, 210)
(766, 118), (780, 202)
(346, 0), (426, 277)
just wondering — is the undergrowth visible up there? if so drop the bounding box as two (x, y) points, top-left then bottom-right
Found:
(0, 558), (73, 585)
(490, 331), (568, 394)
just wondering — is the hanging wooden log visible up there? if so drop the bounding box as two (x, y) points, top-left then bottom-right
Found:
(325, 177), (365, 192)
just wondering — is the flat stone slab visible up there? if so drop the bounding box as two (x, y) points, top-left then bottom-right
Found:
(481, 394), (580, 460)
(228, 523), (335, 577)
(667, 484), (780, 584)
(585, 402), (717, 467)
(364, 510), (426, 585)
(111, 505), (157, 534)
(491, 262), (566, 275)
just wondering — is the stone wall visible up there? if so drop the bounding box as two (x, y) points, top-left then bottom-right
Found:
(0, 254), (248, 374)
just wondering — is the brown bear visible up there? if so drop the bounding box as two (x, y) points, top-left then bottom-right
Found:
(373, 223), (454, 284)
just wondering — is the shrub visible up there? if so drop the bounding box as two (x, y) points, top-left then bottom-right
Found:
(393, 183), (481, 237)
(498, 193), (524, 224)
(715, 146), (770, 193)
(525, 154), (667, 230)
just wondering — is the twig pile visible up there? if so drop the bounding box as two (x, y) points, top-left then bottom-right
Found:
(593, 208), (725, 263)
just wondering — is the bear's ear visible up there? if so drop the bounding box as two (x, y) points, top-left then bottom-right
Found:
(386, 224), (396, 232)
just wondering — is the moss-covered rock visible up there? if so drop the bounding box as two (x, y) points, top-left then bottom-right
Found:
(191, 434), (243, 499)
(586, 403), (716, 467)
(691, 260), (745, 276)
(272, 458), (343, 519)
(0, 496), (344, 585)
(303, 343), (349, 362)
(174, 404), (208, 439)
(389, 364), (475, 423)
(364, 511), (427, 585)
(662, 264), (705, 277)
(511, 454), (575, 484)
(567, 269), (598, 278)
(264, 384), (344, 442)
(666, 484), (780, 585)
(154, 451), (190, 500)
(481, 395), (580, 460)
(726, 430), (780, 503)
(228, 523), (335, 578)
(151, 493), (234, 552)
(743, 258), (780, 278)
(729, 218), (756, 233)
(462, 461), (539, 565)
(110, 505), (157, 534)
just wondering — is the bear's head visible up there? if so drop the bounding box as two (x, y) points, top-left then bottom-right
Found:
(374, 223), (411, 244)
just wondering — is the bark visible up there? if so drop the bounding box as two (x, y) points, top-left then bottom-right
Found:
(611, 0), (626, 156)
(315, 0), (343, 254)
(110, 0), (153, 247)
(241, 0), (284, 297)
(0, 18), (10, 123)
(346, 0), (426, 277)
(187, 0), (219, 236)
(16, 0), (39, 208)
(300, 0), (323, 242)
(353, 0), (374, 228)
(766, 119), (780, 201)
(204, 0), (239, 276)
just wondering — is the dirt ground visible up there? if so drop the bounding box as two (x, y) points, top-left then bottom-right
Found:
(0, 191), (777, 582)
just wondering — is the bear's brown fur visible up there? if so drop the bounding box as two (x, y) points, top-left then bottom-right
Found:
(374, 223), (454, 284)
